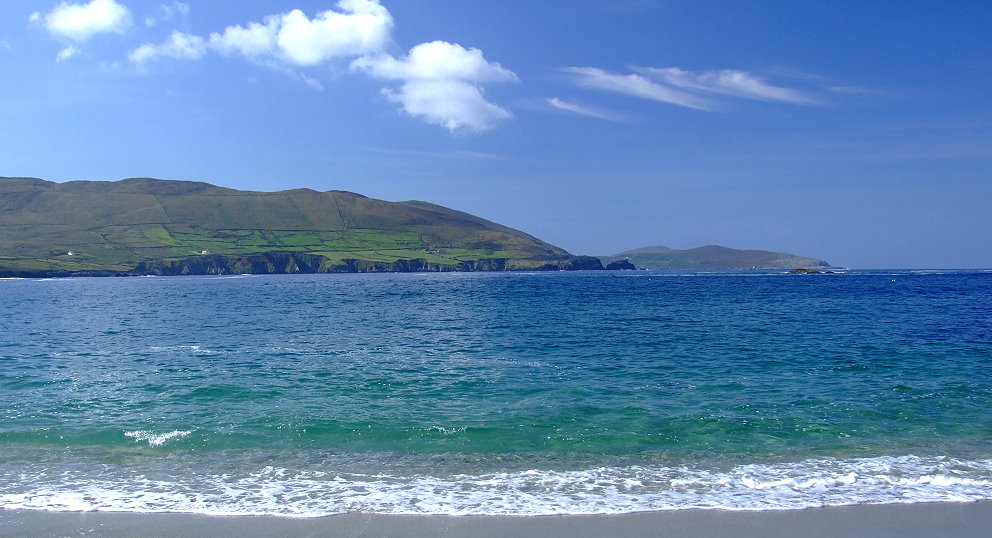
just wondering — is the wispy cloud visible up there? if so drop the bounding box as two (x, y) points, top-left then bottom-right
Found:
(636, 67), (819, 105)
(775, 67), (878, 97)
(564, 65), (822, 110)
(145, 2), (190, 28)
(546, 97), (621, 121)
(56, 44), (79, 63)
(563, 67), (713, 110)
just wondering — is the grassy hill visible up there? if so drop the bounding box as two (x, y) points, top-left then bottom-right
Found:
(602, 245), (832, 270)
(0, 177), (600, 276)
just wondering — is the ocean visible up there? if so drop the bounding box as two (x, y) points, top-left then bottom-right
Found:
(1, 270), (990, 516)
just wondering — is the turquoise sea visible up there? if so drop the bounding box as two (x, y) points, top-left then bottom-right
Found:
(1, 270), (991, 516)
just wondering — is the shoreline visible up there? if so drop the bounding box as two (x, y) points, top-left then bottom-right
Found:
(2, 502), (990, 537)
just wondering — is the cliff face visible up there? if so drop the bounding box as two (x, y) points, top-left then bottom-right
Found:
(0, 176), (603, 277)
(133, 253), (498, 275)
(132, 253), (603, 276)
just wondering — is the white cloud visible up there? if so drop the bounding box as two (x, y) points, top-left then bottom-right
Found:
(129, 31), (206, 65)
(352, 40), (517, 133)
(36, 0), (132, 42)
(209, 0), (392, 65)
(546, 97), (620, 121)
(563, 67), (713, 110)
(209, 19), (278, 59)
(353, 40), (517, 83)
(638, 67), (819, 104)
(130, 0), (392, 67)
(277, 3), (391, 64)
(108, 0), (514, 133)
(383, 80), (513, 133)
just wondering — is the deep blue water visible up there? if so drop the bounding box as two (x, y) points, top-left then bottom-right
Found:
(1, 270), (990, 515)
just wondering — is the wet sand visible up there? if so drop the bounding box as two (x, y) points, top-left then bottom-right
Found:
(2, 502), (990, 537)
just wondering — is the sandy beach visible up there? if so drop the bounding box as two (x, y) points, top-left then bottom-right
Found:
(2, 502), (990, 537)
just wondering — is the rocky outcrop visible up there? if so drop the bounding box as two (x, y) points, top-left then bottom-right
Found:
(605, 259), (636, 270)
(529, 256), (605, 271)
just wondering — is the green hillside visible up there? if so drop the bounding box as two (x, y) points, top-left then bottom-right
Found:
(602, 245), (832, 270)
(0, 177), (600, 276)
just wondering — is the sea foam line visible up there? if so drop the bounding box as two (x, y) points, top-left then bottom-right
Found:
(1, 455), (991, 517)
(148, 345), (219, 355)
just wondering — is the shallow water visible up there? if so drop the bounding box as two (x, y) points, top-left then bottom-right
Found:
(1, 270), (990, 515)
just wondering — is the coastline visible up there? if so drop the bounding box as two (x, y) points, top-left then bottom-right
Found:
(2, 502), (990, 537)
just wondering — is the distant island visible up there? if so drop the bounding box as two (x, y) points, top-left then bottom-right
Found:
(0, 177), (603, 277)
(601, 245), (832, 270)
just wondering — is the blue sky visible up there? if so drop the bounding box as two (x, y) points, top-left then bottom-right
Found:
(2, 0), (990, 268)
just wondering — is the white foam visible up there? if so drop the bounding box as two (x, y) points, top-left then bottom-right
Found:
(1, 455), (990, 517)
(424, 425), (467, 435)
(148, 345), (218, 355)
(124, 430), (193, 447)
